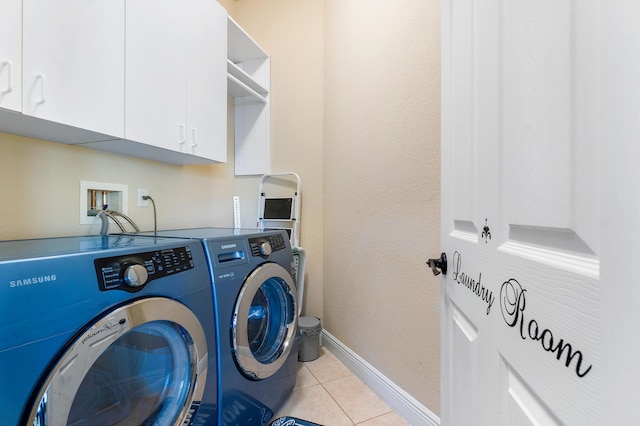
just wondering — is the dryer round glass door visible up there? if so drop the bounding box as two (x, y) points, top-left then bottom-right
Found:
(233, 262), (298, 380)
(25, 298), (208, 426)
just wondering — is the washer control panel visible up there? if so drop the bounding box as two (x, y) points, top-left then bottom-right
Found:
(95, 246), (194, 292)
(249, 234), (287, 258)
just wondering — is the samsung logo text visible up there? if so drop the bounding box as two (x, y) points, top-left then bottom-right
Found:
(9, 274), (57, 288)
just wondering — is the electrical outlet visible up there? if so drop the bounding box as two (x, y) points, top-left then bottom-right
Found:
(138, 188), (149, 207)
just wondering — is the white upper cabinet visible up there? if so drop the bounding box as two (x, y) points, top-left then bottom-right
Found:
(0, 0), (21, 112)
(185, 0), (227, 161)
(0, 0), (227, 164)
(125, 0), (226, 163)
(125, 0), (187, 154)
(22, 0), (125, 138)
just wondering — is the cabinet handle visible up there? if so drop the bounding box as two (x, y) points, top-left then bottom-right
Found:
(191, 128), (198, 148)
(1, 61), (12, 94)
(178, 124), (186, 145)
(35, 74), (46, 105)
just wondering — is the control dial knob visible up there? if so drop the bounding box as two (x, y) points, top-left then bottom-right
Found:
(259, 241), (272, 256)
(123, 264), (149, 287)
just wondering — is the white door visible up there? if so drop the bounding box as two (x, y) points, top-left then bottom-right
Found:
(440, 1), (640, 425)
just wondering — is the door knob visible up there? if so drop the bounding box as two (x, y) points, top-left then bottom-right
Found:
(426, 253), (447, 276)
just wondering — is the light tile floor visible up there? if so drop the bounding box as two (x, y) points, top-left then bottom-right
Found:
(274, 347), (411, 425)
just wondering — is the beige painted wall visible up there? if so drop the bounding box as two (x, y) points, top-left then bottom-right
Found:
(228, 0), (441, 413)
(1, 97), (242, 239)
(322, 0), (442, 412)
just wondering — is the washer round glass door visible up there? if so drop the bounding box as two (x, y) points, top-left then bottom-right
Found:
(26, 297), (208, 426)
(233, 262), (298, 380)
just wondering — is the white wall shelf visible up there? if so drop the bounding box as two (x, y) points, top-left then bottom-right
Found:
(227, 16), (271, 176)
(228, 16), (267, 63)
(227, 60), (268, 100)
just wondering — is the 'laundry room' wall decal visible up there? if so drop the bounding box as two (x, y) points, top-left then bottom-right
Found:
(448, 251), (593, 378)
(499, 278), (592, 378)
(451, 251), (495, 315)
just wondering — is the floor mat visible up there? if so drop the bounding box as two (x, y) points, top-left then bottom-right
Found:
(268, 416), (323, 426)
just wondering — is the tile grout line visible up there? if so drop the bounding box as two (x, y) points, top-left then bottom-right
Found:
(302, 362), (357, 425)
(319, 379), (356, 426)
(304, 362), (394, 425)
(320, 377), (395, 425)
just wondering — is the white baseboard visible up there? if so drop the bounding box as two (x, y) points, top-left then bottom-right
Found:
(321, 330), (440, 426)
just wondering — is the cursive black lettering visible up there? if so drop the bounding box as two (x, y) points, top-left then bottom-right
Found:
(500, 279), (526, 333)
(452, 251), (462, 281)
(528, 318), (539, 341)
(540, 329), (553, 351)
(451, 252), (495, 315)
(552, 340), (592, 378)
(500, 279), (592, 378)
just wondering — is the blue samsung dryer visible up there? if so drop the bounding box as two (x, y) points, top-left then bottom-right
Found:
(132, 228), (299, 426)
(0, 235), (218, 426)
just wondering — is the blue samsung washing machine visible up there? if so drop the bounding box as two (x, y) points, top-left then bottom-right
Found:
(133, 228), (299, 426)
(0, 235), (218, 426)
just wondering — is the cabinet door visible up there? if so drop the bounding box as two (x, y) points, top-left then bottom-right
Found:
(126, 0), (187, 153)
(22, 0), (124, 137)
(185, 0), (227, 162)
(0, 0), (21, 112)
